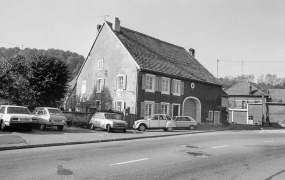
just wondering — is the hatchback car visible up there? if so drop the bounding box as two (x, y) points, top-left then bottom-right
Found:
(0, 105), (38, 131)
(33, 107), (66, 131)
(89, 112), (128, 133)
(173, 116), (197, 130)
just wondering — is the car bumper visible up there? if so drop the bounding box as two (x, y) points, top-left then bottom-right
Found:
(111, 125), (127, 129)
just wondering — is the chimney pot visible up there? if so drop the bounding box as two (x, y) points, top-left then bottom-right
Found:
(189, 48), (195, 57)
(112, 17), (120, 32)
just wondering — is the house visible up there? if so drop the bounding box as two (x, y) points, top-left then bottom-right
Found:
(74, 17), (222, 125)
(225, 81), (268, 125)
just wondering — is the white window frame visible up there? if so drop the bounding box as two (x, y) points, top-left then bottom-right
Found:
(117, 75), (124, 91)
(145, 74), (155, 93)
(98, 59), (103, 70)
(81, 80), (86, 94)
(161, 102), (170, 115)
(207, 111), (213, 121)
(172, 103), (180, 117)
(96, 78), (103, 93)
(173, 79), (181, 96)
(144, 101), (154, 117)
(162, 77), (170, 94)
(114, 100), (124, 111)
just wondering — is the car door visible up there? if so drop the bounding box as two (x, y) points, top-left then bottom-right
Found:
(175, 117), (183, 128)
(159, 115), (167, 127)
(38, 109), (49, 124)
(180, 117), (190, 127)
(149, 115), (159, 128)
(0, 106), (5, 119)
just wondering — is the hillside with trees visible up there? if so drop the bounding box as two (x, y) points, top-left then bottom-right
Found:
(219, 74), (285, 91)
(0, 47), (84, 81)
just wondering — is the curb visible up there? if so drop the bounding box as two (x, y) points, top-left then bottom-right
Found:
(0, 129), (222, 151)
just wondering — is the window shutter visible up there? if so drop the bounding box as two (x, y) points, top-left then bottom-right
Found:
(155, 76), (159, 91)
(114, 77), (117, 91)
(123, 75), (127, 90)
(142, 74), (146, 90)
(140, 102), (145, 117)
(96, 79), (99, 93)
(123, 102), (126, 110)
(158, 77), (162, 92)
(169, 104), (173, 117)
(180, 81), (184, 95)
(171, 80), (174, 94)
(154, 103), (160, 114)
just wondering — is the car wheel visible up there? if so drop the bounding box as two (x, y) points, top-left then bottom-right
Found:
(57, 125), (64, 131)
(189, 125), (195, 130)
(138, 124), (146, 131)
(123, 129), (126, 133)
(107, 125), (111, 133)
(1, 121), (7, 131)
(90, 123), (95, 130)
(163, 128), (167, 131)
(167, 127), (173, 132)
(39, 124), (46, 131)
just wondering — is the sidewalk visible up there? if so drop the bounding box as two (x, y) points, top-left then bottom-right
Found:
(0, 124), (281, 151)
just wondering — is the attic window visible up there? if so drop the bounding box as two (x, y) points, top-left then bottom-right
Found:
(98, 59), (103, 70)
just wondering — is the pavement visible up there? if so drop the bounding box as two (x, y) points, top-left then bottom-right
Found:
(0, 124), (282, 151)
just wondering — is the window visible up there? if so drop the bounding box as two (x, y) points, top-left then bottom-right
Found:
(0, 107), (5, 114)
(249, 115), (253, 120)
(141, 101), (154, 117)
(81, 80), (86, 94)
(98, 59), (103, 70)
(96, 78), (104, 93)
(172, 79), (181, 96)
(161, 103), (169, 115)
(144, 74), (155, 92)
(115, 74), (127, 90)
(207, 111), (213, 121)
(162, 77), (170, 94)
(115, 100), (124, 111)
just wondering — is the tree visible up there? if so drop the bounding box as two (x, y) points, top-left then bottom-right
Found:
(0, 55), (33, 105)
(28, 55), (70, 107)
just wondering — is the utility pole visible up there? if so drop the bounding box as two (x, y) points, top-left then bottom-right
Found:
(217, 59), (219, 78)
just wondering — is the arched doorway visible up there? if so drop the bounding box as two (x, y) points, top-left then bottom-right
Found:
(182, 97), (201, 123)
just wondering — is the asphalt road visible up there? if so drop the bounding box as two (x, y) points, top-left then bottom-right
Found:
(1, 129), (285, 180)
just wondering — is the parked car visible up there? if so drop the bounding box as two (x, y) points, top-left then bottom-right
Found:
(173, 116), (197, 130)
(133, 114), (176, 131)
(33, 107), (66, 131)
(0, 105), (38, 131)
(89, 112), (128, 133)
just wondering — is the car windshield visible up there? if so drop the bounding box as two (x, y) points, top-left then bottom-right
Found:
(7, 107), (31, 114)
(104, 113), (119, 120)
(48, 109), (64, 116)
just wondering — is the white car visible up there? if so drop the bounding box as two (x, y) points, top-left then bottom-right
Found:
(33, 107), (67, 131)
(133, 114), (176, 131)
(173, 116), (197, 130)
(0, 105), (38, 131)
(89, 112), (128, 133)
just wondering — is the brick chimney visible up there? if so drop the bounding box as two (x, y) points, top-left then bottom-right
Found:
(189, 48), (195, 57)
(112, 17), (120, 32)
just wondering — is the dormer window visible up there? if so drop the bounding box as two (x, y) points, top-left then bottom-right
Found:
(98, 59), (103, 70)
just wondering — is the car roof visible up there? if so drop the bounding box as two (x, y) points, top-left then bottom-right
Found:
(35, 107), (60, 110)
(1, 105), (28, 108)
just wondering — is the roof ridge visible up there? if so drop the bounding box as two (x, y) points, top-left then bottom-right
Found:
(105, 21), (186, 50)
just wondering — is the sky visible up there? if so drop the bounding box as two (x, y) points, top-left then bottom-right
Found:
(1, 0), (285, 81)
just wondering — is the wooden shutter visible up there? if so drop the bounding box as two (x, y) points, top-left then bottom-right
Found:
(154, 103), (158, 114)
(169, 104), (173, 117)
(114, 76), (117, 91)
(171, 80), (174, 94)
(158, 77), (162, 92)
(123, 102), (126, 110)
(155, 76), (159, 91)
(157, 103), (162, 114)
(123, 75), (127, 90)
(180, 81), (184, 95)
(96, 79), (99, 93)
(140, 102), (145, 117)
(142, 74), (146, 90)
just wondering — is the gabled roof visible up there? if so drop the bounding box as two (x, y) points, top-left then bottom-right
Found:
(226, 81), (267, 96)
(105, 22), (220, 86)
(268, 89), (285, 103)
